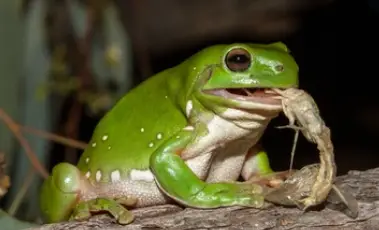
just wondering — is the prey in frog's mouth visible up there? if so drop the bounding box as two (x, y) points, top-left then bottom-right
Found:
(204, 88), (283, 105)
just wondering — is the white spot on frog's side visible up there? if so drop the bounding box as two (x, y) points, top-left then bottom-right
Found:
(183, 126), (194, 131)
(186, 100), (193, 117)
(102, 135), (108, 141)
(148, 142), (154, 148)
(85, 171), (91, 178)
(130, 169), (155, 182)
(85, 157), (90, 163)
(140, 128), (145, 132)
(108, 146), (112, 150)
(176, 136), (180, 139)
(193, 67), (197, 70)
(156, 133), (163, 140)
(111, 170), (121, 182)
(96, 170), (102, 182)
(91, 142), (96, 147)
(164, 95), (168, 99)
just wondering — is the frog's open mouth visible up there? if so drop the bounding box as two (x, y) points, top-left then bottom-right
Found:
(204, 88), (282, 105)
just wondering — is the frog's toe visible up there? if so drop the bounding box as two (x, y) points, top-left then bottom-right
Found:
(245, 194), (265, 208)
(70, 198), (135, 225)
(233, 183), (266, 208)
(91, 198), (134, 224)
(70, 202), (91, 221)
(115, 196), (138, 206)
(115, 209), (134, 225)
(237, 182), (264, 194)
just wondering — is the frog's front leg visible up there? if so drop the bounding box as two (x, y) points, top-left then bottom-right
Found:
(241, 145), (294, 188)
(150, 128), (264, 208)
(40, 163), (136, 224)
(70, 197), (136, 224)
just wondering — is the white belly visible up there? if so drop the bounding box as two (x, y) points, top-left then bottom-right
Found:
(81, 108), (276, 207)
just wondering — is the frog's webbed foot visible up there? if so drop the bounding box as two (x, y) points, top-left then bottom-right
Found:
(70, 197), (137, 225)
(204, 182), (266, 208)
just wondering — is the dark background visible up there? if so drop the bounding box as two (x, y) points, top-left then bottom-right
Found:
(1, 0), (378, 224)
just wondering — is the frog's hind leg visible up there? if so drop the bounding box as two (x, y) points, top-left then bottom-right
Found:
(241, 145), (294, 188)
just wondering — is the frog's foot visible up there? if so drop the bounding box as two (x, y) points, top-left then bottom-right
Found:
(192, 181), (266, 208)
(246, 170), (297, 188)
(70, 197), (137, 225)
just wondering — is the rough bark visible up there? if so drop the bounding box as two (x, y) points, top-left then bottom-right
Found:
(29, 167), (379, 230)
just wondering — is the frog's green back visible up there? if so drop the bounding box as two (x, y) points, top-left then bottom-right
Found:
(77, 67), (189, 180)
(76, 45), (227, 179)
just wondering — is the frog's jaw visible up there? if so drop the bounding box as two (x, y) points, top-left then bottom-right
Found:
(198, 87), (285, 113)
(204, 88), (282, 106)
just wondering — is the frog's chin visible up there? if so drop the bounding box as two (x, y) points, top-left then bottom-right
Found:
(203, 88), (282, 106)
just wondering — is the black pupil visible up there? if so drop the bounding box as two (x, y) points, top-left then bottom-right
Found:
(229, 54), (249, 64)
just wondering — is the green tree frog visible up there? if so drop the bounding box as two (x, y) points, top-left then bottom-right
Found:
(39, 42), (299, 224)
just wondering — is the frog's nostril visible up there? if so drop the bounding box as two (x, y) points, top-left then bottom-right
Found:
(275, 65), (284, 72)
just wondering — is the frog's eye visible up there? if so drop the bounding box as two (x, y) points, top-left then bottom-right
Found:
(225, 48), (251, 72)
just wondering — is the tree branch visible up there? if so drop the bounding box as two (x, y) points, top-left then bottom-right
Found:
(30, 167), (379, 229)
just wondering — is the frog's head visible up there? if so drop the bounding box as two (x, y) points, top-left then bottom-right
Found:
(193, 42), (299, 114)
(39, 163), (81, 223)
